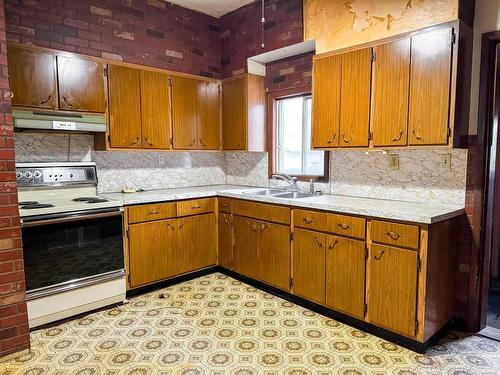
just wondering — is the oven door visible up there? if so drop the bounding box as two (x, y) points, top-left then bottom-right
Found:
(21, 208), (125, 299)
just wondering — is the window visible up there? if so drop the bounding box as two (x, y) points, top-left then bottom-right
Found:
(271, 93), (327, 181)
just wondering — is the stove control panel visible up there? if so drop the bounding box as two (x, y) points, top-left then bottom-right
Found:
(16, 164), (97, 187)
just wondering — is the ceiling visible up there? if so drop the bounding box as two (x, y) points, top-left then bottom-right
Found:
(166, 0), (255, 18)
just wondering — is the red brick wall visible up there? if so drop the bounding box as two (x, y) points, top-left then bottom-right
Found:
(5, 0), (221, 78)
(0, 0), (29, 358)
(221, 0), (303, 78)
(265, 52), (313, 93)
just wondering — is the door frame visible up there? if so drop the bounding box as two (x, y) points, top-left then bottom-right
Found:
(472, 30), (500, 331)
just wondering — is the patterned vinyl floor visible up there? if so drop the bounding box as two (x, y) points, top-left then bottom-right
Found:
(1, 273), (500, 375)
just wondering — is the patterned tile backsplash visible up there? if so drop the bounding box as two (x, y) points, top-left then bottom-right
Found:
(14, 133), (467, 205)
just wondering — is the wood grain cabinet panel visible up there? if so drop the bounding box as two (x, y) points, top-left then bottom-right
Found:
(339, 48), (372, 148)
(218, 197), (232, 214)
(258, 222), (290, 291)
(233, 216), (260, 278)
(198, 80), (221, 150)
(371, 220), (419, 249)
(178, 213), (217, 273)
(177, 198), (215, 217)
(409, 28), (453, 145)
(140, 70), (170, 149)
(171, 75), (198, 150)
(232, 200), (290, 225)
(312, 55), (341, 148)
(218, 213), (233, 269)
(292, 228), (326, 304)
(372, 39), (410, 147)
(8, 46), (56, 109)
(128, 202), (176, 224)
(128, 219), (178, 287)
(331, 214), (366, 239)
(222, 76), (247, 150)
(57, 56), (105, 113)
(326, 236), (365, 318)
(108, 65), (143, 148)
(293, 209), (329, 232)
(367, 244), (418, 337)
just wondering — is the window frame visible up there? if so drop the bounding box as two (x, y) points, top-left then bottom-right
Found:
(267, 87), (329, 182)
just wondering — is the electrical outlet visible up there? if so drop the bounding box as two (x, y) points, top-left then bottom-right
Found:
(442, 154), (452, 169)
(388, 154), (399, 170)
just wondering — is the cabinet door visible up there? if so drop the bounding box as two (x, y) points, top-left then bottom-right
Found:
(178, 213), (217, 274)
(140, 70), (170, 149)
(232, 216), (259, 278)
(259, 222), (290, 291)
(367, 244), (418, 337)
(108, 65), (142, 148)
(222, 77), (247, 150)
(292, 228), (326, 304)
(171, 75), (198, 150)
(326, 235), (365, 318)
(218, 213), (233, 269)
(8, 47), (56, 109)
(198, 81), (221, 150)
(129, 219), (178, 287)
(372, 39), (410, 147)
(408, 28), (453, 145)
(339, 48), (372, 147)
(312, 55), (341, 148)
(57, 56), (105, 113)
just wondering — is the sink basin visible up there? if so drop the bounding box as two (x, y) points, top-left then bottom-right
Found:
(250, 189), (285, 196)
(273, 192), (314, 199)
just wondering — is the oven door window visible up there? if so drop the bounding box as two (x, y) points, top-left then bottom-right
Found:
(22, 214), (124, 291)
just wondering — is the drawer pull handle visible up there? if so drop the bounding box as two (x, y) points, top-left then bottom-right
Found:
(189, 139), (196, 147)
(328, 240), (339, 250)
(314, 237), (323, 248)
(337, 223), (351, 230)
(192, 205), (201, 209)
(374, 250), (385, 260)
(148, 211), (160, 215)
(199, 138), (207, 148)
(260, 223), (268, 232)
(412, 130), (423, 141)
(131, 137), (139, 145)
(386, 231), (402, 240)
(220, 203), (228, 208)
(166, 223), (175, 230)
(327, 134), (336, 144)
(392, 130), (404, 142)
(303, 217), (313, 224)
(342, 134), (351, 144)
(40, 94), (52, 105)
(144, 137), (153, 146)
(62, 96), (73, 107)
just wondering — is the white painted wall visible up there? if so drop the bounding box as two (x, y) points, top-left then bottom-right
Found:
(469, 0), (500, 135)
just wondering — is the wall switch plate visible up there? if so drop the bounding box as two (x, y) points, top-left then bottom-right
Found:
(442, 154), (452, 169)
(388, 154), (399, 170)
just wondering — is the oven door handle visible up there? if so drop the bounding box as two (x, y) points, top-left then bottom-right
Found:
(22, 208), (123, 227)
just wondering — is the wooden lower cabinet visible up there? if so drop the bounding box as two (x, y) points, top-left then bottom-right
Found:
(367, 244), (418, 337)
(292, 228), (326, 304)
(218, 213), (233, 269)
(325, 235), (365, 319)
(232, 216), (259, 278)
(258, 222), (290, 291)
(128, 218), (178, 288)
(178, 213), (217, 274)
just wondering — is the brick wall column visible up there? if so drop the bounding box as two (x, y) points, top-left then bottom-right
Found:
(0, 0), (29, 357)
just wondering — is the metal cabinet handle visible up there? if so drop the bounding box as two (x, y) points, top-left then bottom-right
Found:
(303, 217), (313, 224)
(385, 231), (402, 240)
(374, 250), (385, 260)
(260, 223), (268, 232)
(314, 237), (323, 248)
(167, 223), (175, 230)
(342, 134), (351, 144)
(327, 134), (336, 144)
(148, 211), (160, 215)
(189, 139), (196, 147)
(191, 204), (201, 209)
(145, 137), (153, 146)
(337, 223), (351, 230)
(251, 222), (258, 232)
(62, 96), (73, 107)
(412, 130), (423, 141)
(223, 216), (229, 225)
(220, 203), (228, 208)
(178, 222), (185, 230)
(131, 137), (139, 145)
(40, 95), (52, 105)
(392, 130), (404, 142)
(328, 240), (339, 250)
(199, 139), (207, 147)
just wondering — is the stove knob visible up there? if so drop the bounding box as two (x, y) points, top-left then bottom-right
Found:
(24, 171), (32, 178)
(16, 171), (23, 179)
(33, 170), (42, 178)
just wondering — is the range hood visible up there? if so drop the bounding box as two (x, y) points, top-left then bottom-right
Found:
(13, 110), (107, 133)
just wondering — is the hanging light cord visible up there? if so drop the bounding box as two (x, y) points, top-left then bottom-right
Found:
(261, 0), (265, 49)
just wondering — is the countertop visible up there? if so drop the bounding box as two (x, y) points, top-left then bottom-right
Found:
(101, 185), (465, 224)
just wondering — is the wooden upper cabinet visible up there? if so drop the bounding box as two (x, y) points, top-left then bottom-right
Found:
(408, 28), (453, 145)
(222, 74), (265, 151)
(140, 70), (171, 149)
(8, 46), (57, 109)
(339, 48), (372, 148)
(57, 56), (105, 113)
(372, 39), (410, 147)
(108, 65), (142, 148)
(312, 55), (341, 148)
(197, 80), (221, 150)
(171, 75), (198, 150)
(367, 244), (418, 337)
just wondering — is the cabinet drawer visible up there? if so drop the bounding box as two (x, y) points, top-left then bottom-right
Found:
(293, 209), (328, 232)
(128, 202), (176, 224)
(218, 197), (232, 213)
(371, 220), (419, 249)
(332, 214), (366, 239)
(177, 198), (215, 217)
(233, 199), (290, 225)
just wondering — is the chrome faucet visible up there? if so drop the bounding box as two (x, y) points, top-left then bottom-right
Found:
(271, 174), (299, 191)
